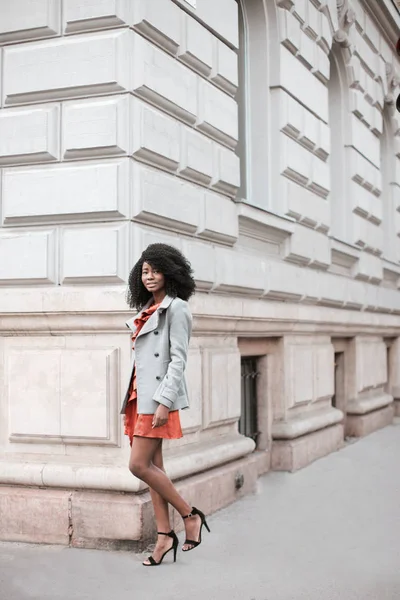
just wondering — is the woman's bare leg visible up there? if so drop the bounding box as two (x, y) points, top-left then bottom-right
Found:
(149, 440), (170, 532)
(130, 436), (191, 515)
(129, 436), (202, 554)
(142, 440), (173, 564)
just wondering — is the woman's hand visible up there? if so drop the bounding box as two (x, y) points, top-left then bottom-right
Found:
(152, 404), (169, 428)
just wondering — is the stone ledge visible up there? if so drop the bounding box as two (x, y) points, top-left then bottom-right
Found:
(271, 423), (344, 472)
(0, 453), (259, 549)
(346, 405), (394, 437)
(0, 435), (255, 493)
(3, 289), (400, 335)
(347, 393), (393, 415)
(272, 407), (344, 440)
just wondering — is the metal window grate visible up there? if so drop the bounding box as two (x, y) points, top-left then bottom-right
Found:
(239, 357), (259, 443)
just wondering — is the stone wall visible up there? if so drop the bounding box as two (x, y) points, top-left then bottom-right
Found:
(0, 0), (400, 546)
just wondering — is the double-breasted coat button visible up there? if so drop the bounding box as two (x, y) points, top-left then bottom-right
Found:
(156, 376), (161, 380)
(155, 353), (159, 357)
(154, 331), (159, 335)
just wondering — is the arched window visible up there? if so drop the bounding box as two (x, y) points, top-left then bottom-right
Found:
(380, 105), (397, 262)
(236, 1), (247, 201)
(236, 0), (272, 208)
(328, 48), (350, 242)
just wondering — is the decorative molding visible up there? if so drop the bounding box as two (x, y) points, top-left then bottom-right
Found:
(237, 202), (295, 250)
(210, 73), (238, 99)
(331, 238), (360, 272)
(384, 63), (400, 106)
(276, 0), (295, 9)
(333, 0), (356, 48)
(133, 87), (197, 127)
(7, 348), (120, 446)
(347, 392), (393, 415)
(4, 83), (125, 108)
(2, 299), (400, 336)
(65, 15), (128, 35)
(0, 435), (255, 492)
(272, 407), (343, 440)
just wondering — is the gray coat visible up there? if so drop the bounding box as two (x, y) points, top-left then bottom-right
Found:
(120, 295), (192, 415)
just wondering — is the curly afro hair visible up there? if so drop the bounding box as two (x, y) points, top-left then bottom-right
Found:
(127, 243), (196, 310)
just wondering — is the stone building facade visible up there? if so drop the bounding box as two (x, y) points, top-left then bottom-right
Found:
(0, 0), (400, 547)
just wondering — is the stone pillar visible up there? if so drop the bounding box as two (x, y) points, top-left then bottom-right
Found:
(271, 335), (344, 472)
(345, 337), (394, 436)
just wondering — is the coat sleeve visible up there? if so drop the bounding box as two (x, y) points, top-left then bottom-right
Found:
(156, 300), (192, 410)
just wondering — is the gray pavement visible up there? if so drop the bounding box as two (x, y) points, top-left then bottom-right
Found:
(1, 421), (400, 600)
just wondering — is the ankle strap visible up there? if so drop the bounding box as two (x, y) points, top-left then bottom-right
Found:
(157, 531), (174, 536)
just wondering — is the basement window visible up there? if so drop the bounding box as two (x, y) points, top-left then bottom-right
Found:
(239, 357), (259, 443)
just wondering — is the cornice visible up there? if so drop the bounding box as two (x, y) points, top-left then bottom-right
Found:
(360, 0), (400, 48)
(1, 309), (400, 337)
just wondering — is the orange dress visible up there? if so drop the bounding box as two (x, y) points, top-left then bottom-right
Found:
(124, 303), (183, 446)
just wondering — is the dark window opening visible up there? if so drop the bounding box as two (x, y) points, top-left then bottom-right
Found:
(333, 352), (344, 410)
(240, 357), (259, 443)
(385, 339), (394, 394)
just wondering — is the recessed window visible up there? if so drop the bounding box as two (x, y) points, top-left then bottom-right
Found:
(380, 107), (397, 262)
(236, 0), (270, 207)
(239, 356), (259, 443)
(328, 49), (349, 242)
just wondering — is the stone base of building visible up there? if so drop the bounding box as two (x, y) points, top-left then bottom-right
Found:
(346, 405), (394, 438)
(270, 423), (344, 472)
(393, 399), (400, 417)
(0, 453), (261, 550)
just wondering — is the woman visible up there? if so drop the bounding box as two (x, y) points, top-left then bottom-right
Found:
(121, 243), (210, 566)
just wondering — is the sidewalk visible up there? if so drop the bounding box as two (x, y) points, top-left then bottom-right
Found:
(1, 421), (399, 600)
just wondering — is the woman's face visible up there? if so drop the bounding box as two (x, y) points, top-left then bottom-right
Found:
(142, 262), (165, 294)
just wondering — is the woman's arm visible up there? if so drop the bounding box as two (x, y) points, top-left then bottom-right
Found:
(156, 300), (192, 410)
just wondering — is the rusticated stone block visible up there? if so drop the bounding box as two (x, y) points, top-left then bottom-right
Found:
(0, 487), (70, 545)
(271, 424), (344, 472)
(70, 491), (151, 550)
(3, 30), (133, 106)
(0, 230), (57, 284)
(0, 0), (61, 43)
(346, 405), (394, 438)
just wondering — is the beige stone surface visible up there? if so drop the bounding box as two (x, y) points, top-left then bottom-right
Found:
(271, 423), (344, 472)
(346, 405), (394, 438)
(0, 487), (70, 545)
(70, 491), (148, 550)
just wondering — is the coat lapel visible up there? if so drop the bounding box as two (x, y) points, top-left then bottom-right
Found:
(125, 298), (152, 332)
(125, 295), (174, 337)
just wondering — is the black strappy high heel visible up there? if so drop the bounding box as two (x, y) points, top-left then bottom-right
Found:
(142, 530), (178, 566)
(182, 507), (211, 552)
